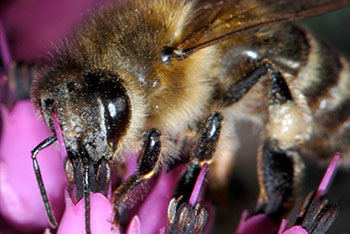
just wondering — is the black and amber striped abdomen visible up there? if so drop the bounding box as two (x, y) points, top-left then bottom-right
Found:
(290, 30), (350, 162)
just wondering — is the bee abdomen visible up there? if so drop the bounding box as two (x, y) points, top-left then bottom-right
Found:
(297, 33), (343, 111)
(309, 52), (350, 130)
(296, 33), (350, 161)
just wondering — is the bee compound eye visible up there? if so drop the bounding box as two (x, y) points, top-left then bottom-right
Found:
(82, 71), (131, 147)
(98, 80), (131, 146)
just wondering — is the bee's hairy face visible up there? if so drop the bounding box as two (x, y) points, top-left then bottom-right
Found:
(33, 70), (131, 161)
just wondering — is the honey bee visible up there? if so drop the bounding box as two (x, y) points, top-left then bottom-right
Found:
(29, 0), (350, 233)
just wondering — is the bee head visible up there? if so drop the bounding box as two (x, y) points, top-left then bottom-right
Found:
(33, 70), (131, 162)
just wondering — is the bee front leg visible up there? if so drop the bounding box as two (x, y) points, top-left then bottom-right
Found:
(112, 129), (162, 229)
(256, 70), (305, 219)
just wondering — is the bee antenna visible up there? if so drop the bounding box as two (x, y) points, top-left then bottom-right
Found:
(31, 135), (58, 228)
(83, 163), (92, 234)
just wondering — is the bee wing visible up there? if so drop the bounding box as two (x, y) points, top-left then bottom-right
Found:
(177, 0), (350, 55)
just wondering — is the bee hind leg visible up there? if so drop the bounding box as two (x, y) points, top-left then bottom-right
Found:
(256, 69), (305, 220)
(256, 138), (303, 220)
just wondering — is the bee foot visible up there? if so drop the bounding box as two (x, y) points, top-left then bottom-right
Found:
(293, 191), (338, 234)
(293, 154), (341, 234)
(254, 187), (288, 220)
(166, 197), (209, 234)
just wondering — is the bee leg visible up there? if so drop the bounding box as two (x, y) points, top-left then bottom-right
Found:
(256, 139), (301, 219)
(173, 112), (223, 201)
(288, 154), (340, 233)
(112, 129), (162, 229)
(222, 64), (268, 106)
(294, 191), (338, 233)
(167, 112), (223, 233)
(167, 197), (209, 234)
(208, 111), (238, 189)
(31, 135), (58, 228)
(256, 70), (304, 220)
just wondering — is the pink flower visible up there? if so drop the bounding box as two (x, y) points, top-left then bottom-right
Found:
(234, 153), (341, 234)
(1, 0), (107, 62)
(0, 100), (66, 232)
(57, 191), (117, 234)
(234, 210), (277, 234)
(56, 166), (185, 234)
(0, 99), (211, 233)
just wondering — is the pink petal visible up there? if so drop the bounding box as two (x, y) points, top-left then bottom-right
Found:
(57, 191), (119, 234)
(123, 153), (139, 180)
(277, 219), (289, 234)
(315, 152), (341, 198)
(282, 226), (308, 234)
(138, 166), (184, 234)
(127, 216), (142, 234)
(1, 0), (108, 61)
(44, 228), (53, 234)
(0, 100), (66, 230)
(189, 163), (208, 206)
(235, 211), (277, 234)
(159, 227), (166, 234)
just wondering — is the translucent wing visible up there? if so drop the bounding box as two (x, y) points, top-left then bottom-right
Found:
(176, 0), (350, 56)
